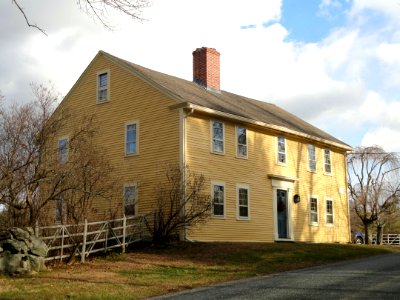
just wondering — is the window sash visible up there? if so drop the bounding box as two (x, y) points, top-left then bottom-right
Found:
(310, 198), (318, 223)
(212, 121), (224, 153)
(124, 186), (136, 216)
(277, 136), (286, 163)
(324, 149), (332, 173)
(98, 73), (108, 102)
(238, 188), (249, 218)
(308, 144), (316, 171)
(237, 127), (247, 157)
(126, 123), (137, 155)
(58, 138), (68, 163)
(326, 200), (333, 224)
(213, 184), (224, 216)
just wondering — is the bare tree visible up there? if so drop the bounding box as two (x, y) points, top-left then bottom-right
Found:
(0, 83), (117, 228)
(60, 122), (119, 225)
(11, 0), (150, 35)
(146, 164), (212, 245)
(347, 146), (400, 244)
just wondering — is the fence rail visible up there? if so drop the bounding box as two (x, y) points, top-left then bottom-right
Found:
(37, 214), (150, 263)
(380, 234), (400, 245)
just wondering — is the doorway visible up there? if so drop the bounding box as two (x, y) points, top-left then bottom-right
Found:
(277, 189), (288, 239)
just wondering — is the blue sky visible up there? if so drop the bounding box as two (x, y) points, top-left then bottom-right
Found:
(281, 0), (352, 42)
(1, 0), (400, 152)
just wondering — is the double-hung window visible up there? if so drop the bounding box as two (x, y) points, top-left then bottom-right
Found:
(277, 136), (286, 164)
(308, 144), (316, 172)
(58, 137), (68, 163)
(97, 71), (109, 102)
(310, 197), (318, 225)
(124, 184), (137, 216)
(237, 185), (249, 219)
(326, 199), (334, 225)
(125, 122), (138, 155)
(212, 182), (225, 217)
(211, 120), (224, 154)
(236, 127), (247, 158)
(324, 149), (332, 174)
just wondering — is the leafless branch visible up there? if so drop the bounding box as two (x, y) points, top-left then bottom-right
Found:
(11, 0), (47, 35)
(12, 0), (150, 35)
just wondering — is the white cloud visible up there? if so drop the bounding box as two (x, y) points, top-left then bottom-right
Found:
(362, 127), (400, 152)
(350, 0), (400, 22)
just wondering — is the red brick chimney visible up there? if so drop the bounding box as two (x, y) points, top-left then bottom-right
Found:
(192, 47), (220, 91)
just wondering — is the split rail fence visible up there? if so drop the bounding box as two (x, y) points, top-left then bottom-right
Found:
(37, 214), (151, 263)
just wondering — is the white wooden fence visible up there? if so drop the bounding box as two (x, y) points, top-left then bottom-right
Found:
(379, 234), (400, 245)
(37, 215), (150, 263)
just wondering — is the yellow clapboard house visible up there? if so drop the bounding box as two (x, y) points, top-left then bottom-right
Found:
(53, 47), (352, 243)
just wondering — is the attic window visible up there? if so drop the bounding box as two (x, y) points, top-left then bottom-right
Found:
(97, 71), (109, 103)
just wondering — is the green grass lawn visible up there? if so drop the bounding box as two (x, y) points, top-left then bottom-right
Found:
(0, 242), (396, 299)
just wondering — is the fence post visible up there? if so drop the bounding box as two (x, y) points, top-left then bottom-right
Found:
(122, 215), (127, 253)
(60, 227), (65, 262)
(81, 219), (88, 263)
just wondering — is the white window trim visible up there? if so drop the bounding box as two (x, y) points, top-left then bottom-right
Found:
(323, 149), (332, 175)
(123, 182), (138, 217)
(276, 136), (287, 166)
(307, 144), (317, 172)
(210, 120), (225, 155)
(211, 181), (225, 218)
(235, 126), (248, 159)
(325, 198), (334, 226)
(58, 136), (69, 164)
(309, 196), (319, 226)
(96, 70), (110, 103)
(236, 183), (250, 220)
(125, 121), (139, 156)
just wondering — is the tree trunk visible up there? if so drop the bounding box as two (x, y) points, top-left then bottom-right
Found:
(363, 222), (370, 244)
(376, 225), (383, 245)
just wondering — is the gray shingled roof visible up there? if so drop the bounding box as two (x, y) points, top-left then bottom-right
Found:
(103, 51), (351, 150)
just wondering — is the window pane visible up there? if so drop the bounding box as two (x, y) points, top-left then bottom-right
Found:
(213, 140), (224, 153)
(213, 204), (224, 216)
(98, 73), (108, 101)
(237, 127), (247, 157)
(326, 214), (333, 224)
(212, 121), (224, 153)
(99, 73), (107, 88)
(308, 144), (316, 171)
(126, 124), (137, 154)
(326, 200), (333, 224)
(238, 187), (249, 218)
(239, 188), (248, 205)
(124, 186), (136, 216)
(239, 206), (248, 217)
(213, 185), (224, 216)
(324, 149), (331, 173)
(58, 138), (68, 163)
(310, 198), (318, 223)
(277, 137), (286, 163)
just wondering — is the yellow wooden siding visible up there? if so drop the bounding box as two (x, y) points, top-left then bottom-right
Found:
(185, 112), (350, 243)
(49, 54), (180, 222)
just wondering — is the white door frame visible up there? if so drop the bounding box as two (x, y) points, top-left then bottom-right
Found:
(270, 176), (297, 241)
